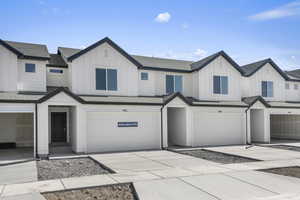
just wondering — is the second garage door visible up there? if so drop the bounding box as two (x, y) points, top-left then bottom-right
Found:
(193, 110), (245, 146)
(271, 115), (300, 140)
(86, 111), (161, 153)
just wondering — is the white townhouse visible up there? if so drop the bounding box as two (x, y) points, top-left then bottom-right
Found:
(1, 37), (300, 158)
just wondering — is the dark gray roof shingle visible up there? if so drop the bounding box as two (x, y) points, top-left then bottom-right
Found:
(286, 69), (300, 79)
(58, 47), (81, 58)
(3, 40), (50, 59)
(241, 59), (269, 76)
(47, 54), (68, 68)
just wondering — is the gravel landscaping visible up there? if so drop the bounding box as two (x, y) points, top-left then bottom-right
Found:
(267, 145), (300, 152)
(42, 183), (139, 200)
(259, 166), (300, 179)
(176, 149), (260, 164)
(37, 157), (113, 181)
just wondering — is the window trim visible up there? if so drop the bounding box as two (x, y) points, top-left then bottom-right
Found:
(25, 63), (36, 73)
(262, 81), (274, 98)
(95, 68), (118, 91)
(141, 72), (149, 80)
(213, 75), (228, 95)
(166, 74), (183, 94)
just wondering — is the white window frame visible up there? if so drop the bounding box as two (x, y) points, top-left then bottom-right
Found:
(95, 67), (118, 91)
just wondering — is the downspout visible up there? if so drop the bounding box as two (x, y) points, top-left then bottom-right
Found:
(160, 105), (164, 150)
(35, 103), (39, 159)
(245, 106), (251, 145)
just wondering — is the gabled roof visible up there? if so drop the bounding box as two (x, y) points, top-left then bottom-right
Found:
(37, 87), (85, 103)
(58, 47), (81, 58)
(242, 96), (270, 108)
(190, 51), (244, 74)
(241, 58), (289, 80)
(286, 69), (300, 79)
(0, 40), (50, 60)
(132, 55), (193, 72)
(163, 92), (192, 106)
(67, 37), (143, 68)
(47, 54), (68, 68)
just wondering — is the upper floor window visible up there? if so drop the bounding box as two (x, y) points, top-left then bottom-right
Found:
(166, 75), (182, 94)
(96, 68), (117, 91)
(141, 72), (148, 80)
(285, 83), (290, 89)
(49, 69), (63, 74)
(262, 81), (273, 97)
(213, 76), (228, 94)
(295, 84), (299, 90)
(25, 63), (36, 73)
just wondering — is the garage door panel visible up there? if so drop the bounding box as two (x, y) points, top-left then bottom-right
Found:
(87, 111), (160, 153)
(271, 115), (300, 140)
(193, 112), (245, 146)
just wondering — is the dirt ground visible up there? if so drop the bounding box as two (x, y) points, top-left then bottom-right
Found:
(178, 149), (260, 164)
(43, 183), (138, 200)
(37, 157), (111, 180)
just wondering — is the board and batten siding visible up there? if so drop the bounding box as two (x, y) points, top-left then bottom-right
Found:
(46, 67), (69, 87)
(17, 59), (47, 92)
(0, 44), (18, 92)
(243, 63), (286, 101)
(138, 70), (156, 96)
(70, 42), (139, 96)
(197, 56), (242, 101)
(285, 81), (300, 101)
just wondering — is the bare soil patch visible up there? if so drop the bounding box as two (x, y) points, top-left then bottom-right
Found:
(176, 149), (260, 164)
(43, 183), (139, 200)
(259, 166), (300, 179)
(37, 157), (113, 181)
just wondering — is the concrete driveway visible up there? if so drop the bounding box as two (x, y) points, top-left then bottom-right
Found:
(2, 145), (300, 199)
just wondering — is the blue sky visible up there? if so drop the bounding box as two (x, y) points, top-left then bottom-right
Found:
(1, 0), (300, 70)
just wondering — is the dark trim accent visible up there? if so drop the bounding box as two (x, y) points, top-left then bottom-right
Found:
(242, 96), (271, 108)
(20, 55), (50, 61)
(37, 87), (85, 104)
(191, 104), (248, 108)
(243, 58), (290, 81)
(85, 101), (161, 106)
(0, 99), (37, 103)
(46, 64), (68, 68)
(140, 66), (190, 73)
(163, 92), (192, 106)
(67, 37), (143, 68)
(271, 106), (300, 109)
(35, 103), (39, 159)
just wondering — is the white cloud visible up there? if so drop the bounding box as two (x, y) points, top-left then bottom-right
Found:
(194, 49), (207, 58)
(249, 1), (300, 21)
(155, 12), (171, 23)
(181, 23), (189, 29)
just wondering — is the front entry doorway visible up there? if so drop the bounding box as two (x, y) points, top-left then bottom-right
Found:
(51, 112), (67, 143)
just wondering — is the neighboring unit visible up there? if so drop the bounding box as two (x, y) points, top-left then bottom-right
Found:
(0, 37), (300, 158)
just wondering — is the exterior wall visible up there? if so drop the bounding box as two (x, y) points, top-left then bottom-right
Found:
(192, 106), (247, 146)
(46, 67), (69, 87)
(285, 81), (300, 101)
(197, 56), (242, 101)
(138, 70), (155, 96)
(85, 104), (161, 153)
(153, 71), (193, 97)
(70, 42), (139, 96)
(18, 59), (47, 92)
(167, 107), (187, 146)
(243, 63), (285, 101)
(0, 45), (18, 91)
(250, 109), (266, 142)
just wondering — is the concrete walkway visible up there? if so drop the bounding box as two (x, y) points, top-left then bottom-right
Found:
(1, 147), (300, 199)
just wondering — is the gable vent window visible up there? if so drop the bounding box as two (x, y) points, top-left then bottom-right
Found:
(213, 76), (228, 94)
(50, 69), (63, 74)
(285, 83), (290, 89)
(141, 72), (148, 80)
(25, 63), (36, 73)
(96, 68), (118, 91)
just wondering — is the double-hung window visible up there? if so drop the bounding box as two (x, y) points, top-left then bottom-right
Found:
(96, 68), (118, 91)
(25, 63), (36, 73)
(166, 75), (183, 94)
(213, 76), (228, 94)
(262, 81), (273, 97)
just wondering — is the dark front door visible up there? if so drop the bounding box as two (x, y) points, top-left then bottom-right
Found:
(51, 112), (67, 143)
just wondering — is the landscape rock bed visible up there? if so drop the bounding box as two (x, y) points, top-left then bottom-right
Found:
(259, 166), (300, 179)
(42, 183), (139, 200)
(267, 145), (300, 152)
(37, 157), (113, 181)
(177, 149), (260, 164)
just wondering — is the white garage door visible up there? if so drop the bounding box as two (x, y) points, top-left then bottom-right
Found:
(193, 111), (245, 146)
(271, 115), (300, 140)
(87, 111), (161, 153)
